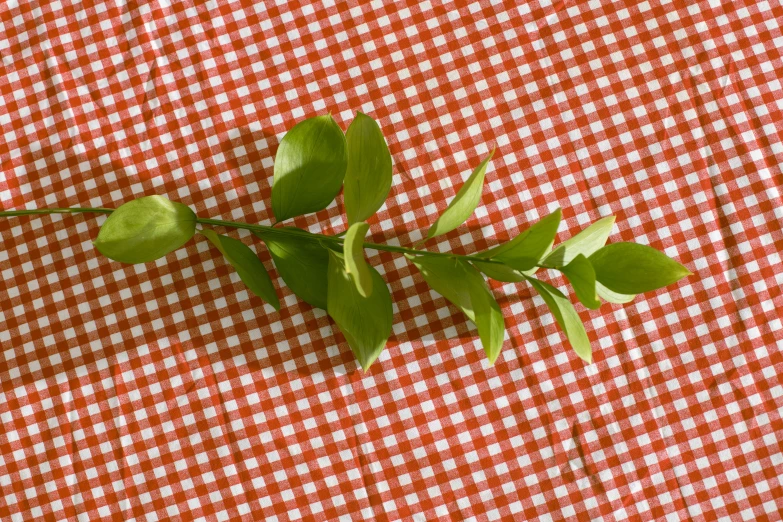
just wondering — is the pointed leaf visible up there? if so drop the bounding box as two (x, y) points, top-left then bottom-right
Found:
(344, 112), (393, 224)
(424, 149), (495, 241)
(272, 115), (347, 222)
(589, 242), (692, 294)
(344, 222), (373, 297)
(596, 282), (635, 304)
(254, 228), (329, 309)
(327, 250), (393, 371)
(525, 276), (592, 363)
(480, 209), (561, 272)
(558, 254), (600, 309)
(408, 255), (505, 364)
(201, 229), (280, 310)
(94, 195), (196, 264)
(543, 215), (615, 268)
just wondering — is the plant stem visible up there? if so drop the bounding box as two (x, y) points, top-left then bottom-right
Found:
(0, 208), (114, 216)
(0, 207), (507, 265)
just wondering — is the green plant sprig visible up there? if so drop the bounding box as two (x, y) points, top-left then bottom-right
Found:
(0, 112), (693, 370)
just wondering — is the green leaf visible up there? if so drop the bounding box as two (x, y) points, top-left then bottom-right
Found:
(558, 254), (600, 309)
(480, 208), (561, 272)
(474, 242), (553, 282)
(254, 228), (329, 309)
(344, 222), (373, 297)
(344, 112), (393, 225)
(93, 195), (196, 264)
(424, 148), (495, 241)
(473, 260), (526, 282)
(408, 255), (505, 364)
(589, 242), (692, 294)
(327, 250), (393, 371)
(272, 115), (347, 222)
(543, 215), (615, 268)
(596, 282), (635, 304)
(200, 229), (280, 310)
(525, 276), (591, 363)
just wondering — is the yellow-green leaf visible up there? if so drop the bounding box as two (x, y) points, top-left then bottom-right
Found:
(327, 250), (393, 371)
(526, 276), (591, 363)
(589, 242), (692, 294)
(201, 229), (280, 310)
(480, 209), (561, 272)
(272, 115), (347, 222)
(408, 255), (505, 364)
(93, 195), (196, 264)
(344, 222), (373, 297)
(254, 228), (329, 309)
(543, 215), (615, 268)
(472, 260), (526, 282)
(596, 282), (635, 304)
(424, 149), (495, 241)
(344, 112), (393, 225)
(558, 254), (600, 309)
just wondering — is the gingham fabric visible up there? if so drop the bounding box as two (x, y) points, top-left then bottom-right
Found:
(1, 1), (782, 520)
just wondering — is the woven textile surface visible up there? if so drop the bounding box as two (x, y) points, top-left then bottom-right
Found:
(1, 1), (782, 520)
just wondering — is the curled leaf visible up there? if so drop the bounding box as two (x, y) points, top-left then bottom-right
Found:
(344, 112), (393, 225)
(424, 148), (495, 242)
(201, 229), (280, 310)
(408, 255), (505, 364)
(525, 276), (591, 363)
(344, 222), (373, 297)
(589, 242), (692, 294)
(93, 195), (196, 264)
(255, 228), (329, 309)
(272, 115), (347, 222)
(327, 250), (393, 371)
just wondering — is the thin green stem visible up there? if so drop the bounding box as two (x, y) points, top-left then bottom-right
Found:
(0, 208), (113, 217)
(0, 207), (507, 265)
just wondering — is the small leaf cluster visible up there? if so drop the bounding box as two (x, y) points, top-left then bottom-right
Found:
(78, 113), (690, 369)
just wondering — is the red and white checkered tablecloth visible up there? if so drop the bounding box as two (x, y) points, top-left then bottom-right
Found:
(1, 1), (782, 520)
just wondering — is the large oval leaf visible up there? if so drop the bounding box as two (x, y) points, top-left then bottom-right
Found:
(327, 250), (393, 371)
(558, 254), (600, 309)
(589, 242), (691, 294)
(200, 230), (280, 310)
(480, 208), (561, 272)
(272, 115), (347, 222)
(254, 228), (329, 309)
(408, 255), (505, 364)
(344, 222), (373, 297)
(93, 195), (196, 264)
(424, 149), (494, 242)
(543, 215), (615, 268)
(344, 112), (393, 225)
(525, 276), (591, 362)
